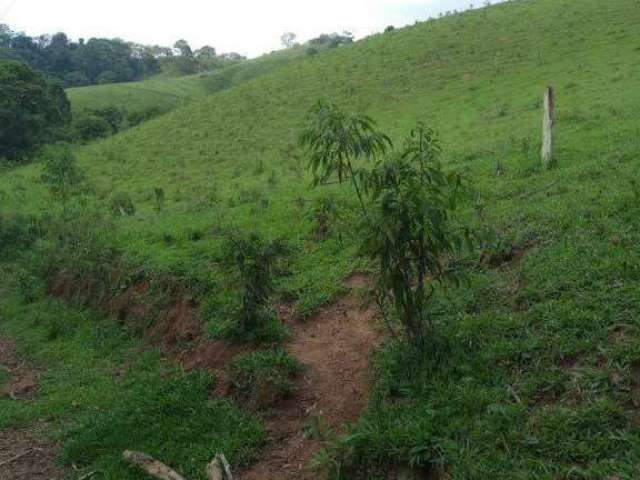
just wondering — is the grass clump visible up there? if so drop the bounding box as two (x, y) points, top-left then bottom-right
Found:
(229, 349), (301, 408)
(61, 370), (264, 477)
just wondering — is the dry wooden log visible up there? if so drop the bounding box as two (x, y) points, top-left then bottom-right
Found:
(123, 450), (186, 480)
(206, 453), (233, 480)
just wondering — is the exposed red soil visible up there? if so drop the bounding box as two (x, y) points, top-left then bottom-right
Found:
(239, 274), (381, 480)
(49, 273), (202, 351)
(0, 338), (66, 480)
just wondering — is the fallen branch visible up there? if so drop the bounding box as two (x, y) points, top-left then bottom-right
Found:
(206, 453), (233, 480)
(123, 450), (186, 480)
(0, 449), (31, 467)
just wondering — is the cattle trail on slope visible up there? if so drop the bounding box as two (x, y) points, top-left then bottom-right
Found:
(240, 274), (381, 480)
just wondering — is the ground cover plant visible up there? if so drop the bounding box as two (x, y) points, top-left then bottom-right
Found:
(1, 0), (640, 478)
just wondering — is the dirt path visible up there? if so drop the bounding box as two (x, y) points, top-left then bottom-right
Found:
(0, 338), (66, 480)
(239, 274), (381, 480)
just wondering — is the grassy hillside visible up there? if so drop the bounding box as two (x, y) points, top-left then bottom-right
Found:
(2, 0), (640, 478)
(66, 47), (309, 115)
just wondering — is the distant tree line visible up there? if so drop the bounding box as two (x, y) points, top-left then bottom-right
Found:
(0, 24), (246, 87)
(279, 31), (355, 56)
(0, 60), (70, 161)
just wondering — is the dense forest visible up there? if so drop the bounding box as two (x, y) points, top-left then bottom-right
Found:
(0, 23), (246, 87)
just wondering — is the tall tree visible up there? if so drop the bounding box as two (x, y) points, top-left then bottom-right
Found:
(0, 60), (70, 161)
(280, 32), (297, 49)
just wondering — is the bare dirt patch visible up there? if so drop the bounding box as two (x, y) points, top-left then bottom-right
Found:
(0, 427), (65, 480)
(0, 337), (65, 480)
(0, 338), (38, 400)
(239, 273), (381, 480)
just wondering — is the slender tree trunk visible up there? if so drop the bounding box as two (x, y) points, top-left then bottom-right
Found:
(541, 86), (555, 168)
(348, 162), (367, 215)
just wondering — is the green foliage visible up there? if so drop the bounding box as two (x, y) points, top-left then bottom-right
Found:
(0, 213), (42, 258)
(300, 100), (392, 190)
(61, 371), (263, 476)
(229, 349), (301, 408)
(0, 60), (70, 161)
(305, 195), (343, 241)
(361, 125), (472, 347)
(227, 233), (290, 335)
(40, 144), (83, 208)
(72, 110), (113, 141)
(0, 27), (159, 87)
(301, 103), (471, 349)
(64, 46), (308, 134)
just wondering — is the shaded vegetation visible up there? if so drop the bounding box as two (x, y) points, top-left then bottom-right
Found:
(0, 60), (70, 161)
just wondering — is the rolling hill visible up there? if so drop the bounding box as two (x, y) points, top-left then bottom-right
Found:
(65, 46), (310, 117)
(1, 0), (640, 478)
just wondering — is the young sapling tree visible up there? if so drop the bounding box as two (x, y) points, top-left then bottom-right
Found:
(300, 101), (471, 350)
(299, 99), (392, 211)
(227, 233), (290, 336)
(40, 143), (83, 213)
(361, 125), (472, 347)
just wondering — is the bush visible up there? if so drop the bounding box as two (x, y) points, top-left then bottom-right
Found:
(229, 349), (301, 408)
(72, 111), (113, 142)
(226, 233), (290, 336)
(40, 143), (84, 210)
(126, 107), (164, 127)
(0, 213), (42, 258)
(306, 196), (342, 241)
(93, 106), (125, 132)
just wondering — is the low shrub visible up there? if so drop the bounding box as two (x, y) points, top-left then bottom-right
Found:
(226, 233), (290, 335)
(229, 349), (301, 408)
(72, 111), (113, 142)
(0, 213), (43, 258)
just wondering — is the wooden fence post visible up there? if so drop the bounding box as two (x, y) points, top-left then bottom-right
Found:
(541, 86), (555, 167)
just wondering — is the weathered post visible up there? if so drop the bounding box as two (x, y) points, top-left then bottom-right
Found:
(541, 86), (555, 167)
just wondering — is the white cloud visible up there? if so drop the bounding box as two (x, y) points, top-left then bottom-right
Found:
(2, 0), (499, 57)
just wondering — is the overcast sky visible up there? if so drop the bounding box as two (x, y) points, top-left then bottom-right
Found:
(1, 0), (497, 57)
